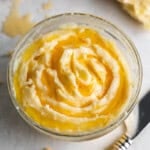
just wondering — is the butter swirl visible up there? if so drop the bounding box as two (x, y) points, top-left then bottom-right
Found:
(13, 25), (130, 133)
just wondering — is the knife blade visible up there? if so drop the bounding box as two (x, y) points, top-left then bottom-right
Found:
(132, 91), (150, 139)
(110, 91), (150, 150)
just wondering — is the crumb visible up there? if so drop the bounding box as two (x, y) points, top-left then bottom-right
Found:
(42, 0), (52, 10)
(43, 147), (51, 150)
(2, 0), (34, 37)
(0, 50), (14, 58)
(6, 50), (14, 57)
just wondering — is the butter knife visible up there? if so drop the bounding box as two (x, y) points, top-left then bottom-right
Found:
(112, 91), (150, 150)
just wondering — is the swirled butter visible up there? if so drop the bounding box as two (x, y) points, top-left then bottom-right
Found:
(13, 25), (131, 133)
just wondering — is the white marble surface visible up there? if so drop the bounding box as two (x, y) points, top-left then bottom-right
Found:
(0, 0), (150, 150)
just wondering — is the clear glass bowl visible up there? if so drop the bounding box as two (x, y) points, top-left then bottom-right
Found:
(7, 13), (142, 141)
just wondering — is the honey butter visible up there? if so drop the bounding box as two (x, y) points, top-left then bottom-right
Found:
(12, 25), (131, 133)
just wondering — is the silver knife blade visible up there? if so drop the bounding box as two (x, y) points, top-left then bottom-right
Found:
(133, 91), (150, 139)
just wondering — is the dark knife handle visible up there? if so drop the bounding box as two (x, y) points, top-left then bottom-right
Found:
(111, 134), (133, 150)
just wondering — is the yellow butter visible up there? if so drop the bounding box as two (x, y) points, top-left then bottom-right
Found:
(13, 25), (131, 133)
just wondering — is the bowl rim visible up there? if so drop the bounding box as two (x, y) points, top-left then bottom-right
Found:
(7, 12), (143, 141)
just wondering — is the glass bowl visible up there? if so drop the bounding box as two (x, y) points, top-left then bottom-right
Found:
(7, 13), (142, 141)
